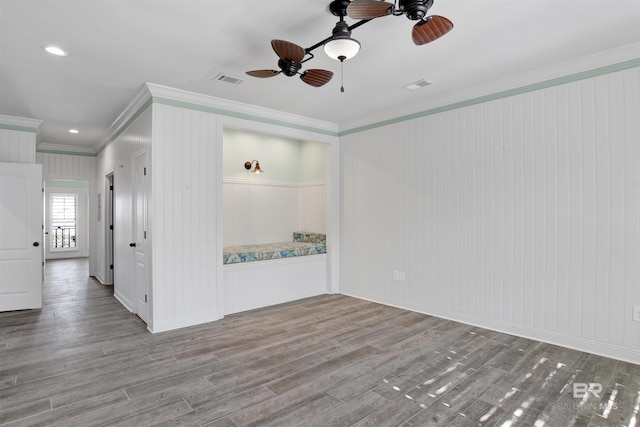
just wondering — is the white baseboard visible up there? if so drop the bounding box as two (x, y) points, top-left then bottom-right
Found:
(149, 311), (223, 334)
(340, 289), (640, 365)
(114, 292), (133, 313)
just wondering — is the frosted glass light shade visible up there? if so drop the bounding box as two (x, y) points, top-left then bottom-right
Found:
(324, 37), (360, 61)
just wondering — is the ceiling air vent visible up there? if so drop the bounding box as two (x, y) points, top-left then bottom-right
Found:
(403, 79), (434, 91)
(214, 73), (244, 85)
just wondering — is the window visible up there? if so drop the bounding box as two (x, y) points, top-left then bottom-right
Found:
(50, 194), (77, 250)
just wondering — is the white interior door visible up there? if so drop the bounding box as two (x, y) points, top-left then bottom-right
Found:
(105, 174), (114, 285)
(133, 150), (149, 323)
(0, 163), (43, 311)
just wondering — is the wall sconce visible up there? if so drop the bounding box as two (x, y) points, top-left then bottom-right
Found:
(244, 160), (264, 173)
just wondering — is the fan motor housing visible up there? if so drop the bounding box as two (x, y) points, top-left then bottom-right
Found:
(278, 58), (302, 77)
(329, 0), (350, 17)
(400, 0), (433, 20)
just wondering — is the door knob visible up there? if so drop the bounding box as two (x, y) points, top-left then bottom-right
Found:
(33, 242), (40, 247)
(129, 243), (136, 247)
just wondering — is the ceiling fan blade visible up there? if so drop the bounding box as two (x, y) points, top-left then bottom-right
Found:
(271, 40), (305, 62)
(300, 69), (334, 87)
(347, 0), (394, 19)
(246, 69), (281, 78)
(412, 15), (453, 45)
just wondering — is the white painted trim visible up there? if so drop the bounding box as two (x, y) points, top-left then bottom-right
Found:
(0, 114), (43, 129)
(223, 178), (326, 188)
(216, 118), (225, 322)
(37, 142), (96, 154)
(99, 84), (153, 152)
(298, 181), (327, 188)
(327, 140), (340, 294)
(146, 83), (339, 136)
(222, 116), (338, 145)
(223, 253), (328, 271)
(114, 292), (134, 314)
(93, 272), (107, 285)
(223, 178), (299, 188)
(149, 311), (223, 334)
(340, 43), (640, 131)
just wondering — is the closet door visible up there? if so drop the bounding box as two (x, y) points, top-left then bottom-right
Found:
(0, 163), (43, 311)
(133, 149), (149, 323)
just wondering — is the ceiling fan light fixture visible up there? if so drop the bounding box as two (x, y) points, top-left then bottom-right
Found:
(324, 37), (360, 61)
(324, 19), (361, 61)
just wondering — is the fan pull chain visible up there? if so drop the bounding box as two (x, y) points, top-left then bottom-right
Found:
(339, 56), (345, 93)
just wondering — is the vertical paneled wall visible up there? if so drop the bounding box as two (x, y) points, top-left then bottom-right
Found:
(223, 181), (300, 246)
(0, 128), (36, 163)
(151, 103), (220, 331)
(37, 152), (95, 179)
(299, 183), (326, 233)
(95, 108), (151, 307)
(340, 67), (640, 362)
(222, 181), (327, 246)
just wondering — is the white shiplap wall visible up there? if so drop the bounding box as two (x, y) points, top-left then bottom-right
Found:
(223, 180), (299, 246)
(37, 152), (96, 179)
(0, 129), (36, 163)
(299, 182), (327, 234)
(150, 103), (220, 332)
(223, 180), (327, 246)
(340, 67), (640, 363)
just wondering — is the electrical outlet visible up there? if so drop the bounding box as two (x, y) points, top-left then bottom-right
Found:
(633, 305), (640, 322)
(393, 270), (406, 282)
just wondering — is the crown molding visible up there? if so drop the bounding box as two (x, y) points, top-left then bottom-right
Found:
(36, 143), (97, 157)
(0, 114), (43, 132)
(96, 83), (153, 154)
(340, 43), (640, 134)
(145, 83), (339, 137)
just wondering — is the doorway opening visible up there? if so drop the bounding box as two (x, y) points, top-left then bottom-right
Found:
(44, 179), (89, 260)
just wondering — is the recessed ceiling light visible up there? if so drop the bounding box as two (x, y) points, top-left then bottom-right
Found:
(43, 46), (68, 56)
(68, 129), (79, 134)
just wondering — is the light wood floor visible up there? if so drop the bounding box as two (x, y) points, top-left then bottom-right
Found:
(0, 259), (638, 426)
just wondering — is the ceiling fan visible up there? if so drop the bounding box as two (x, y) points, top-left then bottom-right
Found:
(347, 0), (453, 45)
(246, 0), (452, 88)
(246, 40), (334, 87)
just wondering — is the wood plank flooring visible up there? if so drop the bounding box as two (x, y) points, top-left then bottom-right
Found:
(1, 258), (638, 426)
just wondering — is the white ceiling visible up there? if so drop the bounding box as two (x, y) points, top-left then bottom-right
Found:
(1, 0), (639, 152)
